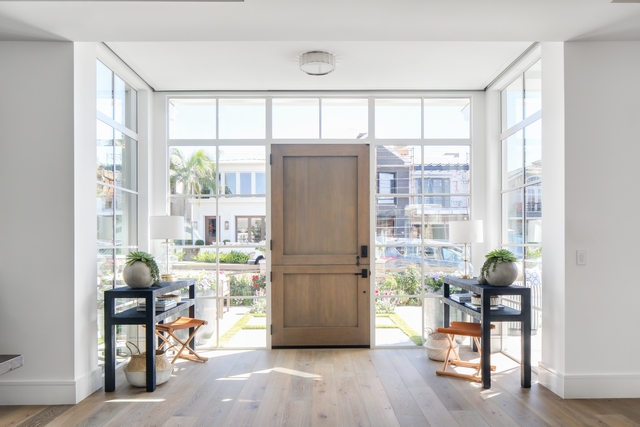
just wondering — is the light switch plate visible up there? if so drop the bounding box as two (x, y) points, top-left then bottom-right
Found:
(576, 250), (587, 265)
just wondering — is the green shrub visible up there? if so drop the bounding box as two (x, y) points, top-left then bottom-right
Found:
(219, 251), (250, 264)
(193, 251), (217, 263)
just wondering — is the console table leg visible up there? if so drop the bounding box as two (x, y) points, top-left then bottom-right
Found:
(105, 297), (116, 392)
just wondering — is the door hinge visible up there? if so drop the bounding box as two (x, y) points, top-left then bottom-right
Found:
(270, 153), (272, 165)
(270, 271), (273, 282)
(270, 324), (273, 335)
(270, 240), (273, 250)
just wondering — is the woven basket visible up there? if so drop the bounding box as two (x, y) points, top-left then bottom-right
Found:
(424, 328), (459, 361)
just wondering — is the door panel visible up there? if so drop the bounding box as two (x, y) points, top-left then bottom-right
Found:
(271, 144), (369, 347)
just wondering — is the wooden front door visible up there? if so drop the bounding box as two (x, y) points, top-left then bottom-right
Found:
(271, 144), (370, 347)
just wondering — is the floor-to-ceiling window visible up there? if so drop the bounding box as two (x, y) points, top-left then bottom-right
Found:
(373, 98), (472, 346)
(499, 59), (542, 366)
(164, 94), (476, 349)
(96, 59), (138, 369)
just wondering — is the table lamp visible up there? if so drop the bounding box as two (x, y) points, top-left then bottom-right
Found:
(150, 215), (185, 282)
(449, 220), (483, 279)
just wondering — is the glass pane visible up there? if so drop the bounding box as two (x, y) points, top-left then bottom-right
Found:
(256, 173), (266, 194)
(114, 75), (125, 127)
(524, 60), (542, 118)
(219, 146), (266, 195)
(169, 197), (206, 245)
(219, 98), (266, 139)
(423, 145), (470, 196)
(504, 130), (524, 190)
(96, 60), (113, 119)
(97, 184), (114, 244)
(225, 173), (237, 194)
(503, 190), (523, 247)
(502, 75), (524, 131)
(525, 120), (542, 184)
(423, 98), (470, 139)
(169, 99), (216, 139)
(240, 173), (251, 194)
(236, 217), (249, 243)
(375, 196), (415, 243)
(114, 131), (137, 191)
(249, 218), (266, 243)
(376, 145), (420, 195)
(321, 98), (368, 139)
(98, 248), (114, 289)
(169, 146), (217, 195)
(525, 183), (542, 244)
(115, 190), (137, 248)
(97, 120), (114, 185)
(272, 98), (319, 139)
(375, 99), (421, 139)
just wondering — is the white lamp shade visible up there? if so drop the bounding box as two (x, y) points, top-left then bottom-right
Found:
(449, 220), (483, 244)
(149, 216), (185, 240)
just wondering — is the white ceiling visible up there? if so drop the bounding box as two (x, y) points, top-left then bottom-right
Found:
(1, 0), (640, 91)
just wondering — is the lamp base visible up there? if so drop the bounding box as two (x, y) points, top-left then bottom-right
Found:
(459, 274), (473, 279)
(161, 273), (177, 282)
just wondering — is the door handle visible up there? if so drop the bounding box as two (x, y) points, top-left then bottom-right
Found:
(354, 269), (368, 278)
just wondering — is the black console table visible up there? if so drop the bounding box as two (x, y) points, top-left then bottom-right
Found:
(104, 279), (195, 392)
(442, 276), (531, 389)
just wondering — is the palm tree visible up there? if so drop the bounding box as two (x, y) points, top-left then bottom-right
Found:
(169, 148), (217, 194)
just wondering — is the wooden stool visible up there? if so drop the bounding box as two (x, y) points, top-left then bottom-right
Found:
(435, 321), (496, 382)
(155, 317), (209, 363)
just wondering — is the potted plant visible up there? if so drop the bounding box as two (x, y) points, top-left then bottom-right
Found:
(123, 251), (161, 288)
(479, 249), (518, 287)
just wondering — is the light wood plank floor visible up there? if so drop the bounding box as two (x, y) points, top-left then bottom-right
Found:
(2, 348), (640, 427)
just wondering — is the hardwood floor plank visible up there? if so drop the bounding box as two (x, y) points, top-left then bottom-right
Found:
(351, 350), (401, 427)
(282, 400), (312, 427)
(451, 410), (492, 427)
(310, 363), (339, 426)
(0, 406), (49, 427)
(193, 350), (262, 427)
(402, 347), (475, 412)
(288, 349), (315, 402)
(221, 350), (282, 427)
(387, 349), (429, 389)
(448, 376), (521, 427)
(14, 405), (72, 427)
(335, 375), (371, 427)
(161, 416), (198, 427)
(368, 350), (428, 426)
(171, 351), (244, 419)
(252, 349), (298, 427)
(408, 386), (461, 427)
(490, 368), (585, 427)
(332, 349), (357, 378)
(595, 413), (640, 427)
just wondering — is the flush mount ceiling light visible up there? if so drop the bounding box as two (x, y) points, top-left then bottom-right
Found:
(299, 51), (335, 76)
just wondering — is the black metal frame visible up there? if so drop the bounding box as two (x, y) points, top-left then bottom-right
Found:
(442, 276), (531, 389)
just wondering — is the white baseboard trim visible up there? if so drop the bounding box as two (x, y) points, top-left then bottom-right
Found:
(538, 362), (640, 398)
(0, 368), (102, 405)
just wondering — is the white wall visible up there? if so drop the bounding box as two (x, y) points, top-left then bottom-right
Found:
(539, 41), (640, 398)
(0, 41), (100, 404)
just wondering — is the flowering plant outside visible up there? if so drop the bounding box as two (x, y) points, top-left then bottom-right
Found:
(251, 274), (266, 292)
(173, 269), (227, 294)
(374, 289), (398, 314)
(424, 271), (462, 294)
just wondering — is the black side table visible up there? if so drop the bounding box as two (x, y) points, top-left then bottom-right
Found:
(104, 279), (195, 392)
(442, 276), (531, 389)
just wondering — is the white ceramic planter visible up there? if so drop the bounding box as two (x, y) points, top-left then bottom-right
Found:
(484, 261), (518, 287)
(122, 261), (154, 288)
